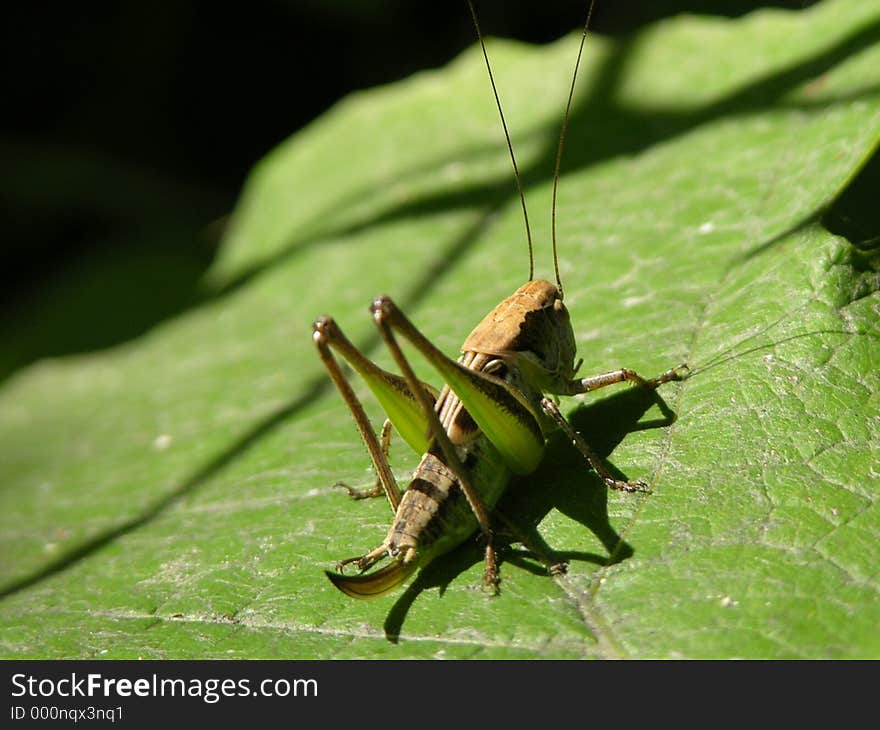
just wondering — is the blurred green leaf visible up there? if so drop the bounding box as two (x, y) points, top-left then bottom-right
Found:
(1, 0), (879, 658)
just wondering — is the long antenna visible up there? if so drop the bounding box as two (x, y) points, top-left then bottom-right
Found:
(551, 0), (598, 299)
(467, 0), (534, 282)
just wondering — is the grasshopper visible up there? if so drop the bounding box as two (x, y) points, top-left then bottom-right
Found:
(314, 0), (687, 599)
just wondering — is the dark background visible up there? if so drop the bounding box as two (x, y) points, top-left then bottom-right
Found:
(7, 0), (875, 379)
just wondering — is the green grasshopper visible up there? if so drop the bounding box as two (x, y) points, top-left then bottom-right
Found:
(314, 0), (688, 599)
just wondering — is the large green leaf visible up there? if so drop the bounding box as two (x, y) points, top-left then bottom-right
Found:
(2, 0), (879, 658)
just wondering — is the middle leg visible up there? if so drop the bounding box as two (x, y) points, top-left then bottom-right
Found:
(541, 397), (652, 493)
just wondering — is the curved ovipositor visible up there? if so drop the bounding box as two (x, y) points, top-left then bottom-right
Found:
(324, 560), (417, 600)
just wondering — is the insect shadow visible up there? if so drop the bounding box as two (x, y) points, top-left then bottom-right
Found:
(382, 382), (677, 642)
